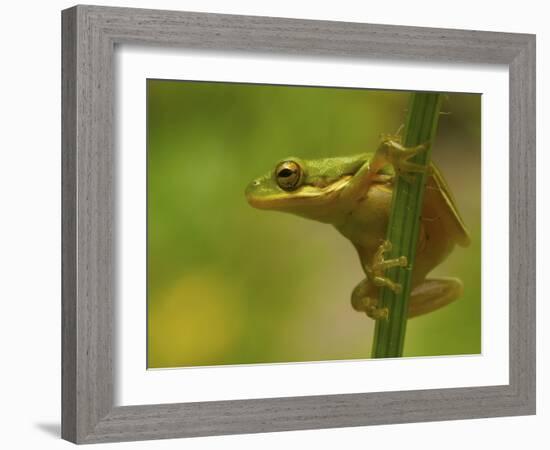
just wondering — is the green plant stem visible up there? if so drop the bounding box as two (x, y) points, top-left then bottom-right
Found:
(371, 92), (442, 358)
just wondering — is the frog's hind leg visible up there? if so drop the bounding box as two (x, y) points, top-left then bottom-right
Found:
(351, 240), (409, 321)
(408, 277), (463, 318)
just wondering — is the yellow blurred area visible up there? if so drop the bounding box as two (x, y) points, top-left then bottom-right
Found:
(148, 272), (244, 368)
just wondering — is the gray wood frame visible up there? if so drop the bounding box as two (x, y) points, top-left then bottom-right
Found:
(62, 4), (536, 444)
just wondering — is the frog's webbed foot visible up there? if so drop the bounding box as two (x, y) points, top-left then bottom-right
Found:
(340, 133), (429, 201)
(351, 240), (408, 320)
(351, 280), (389, 320)
(378, 135), (429, 183)
(370, 240), (408, 293)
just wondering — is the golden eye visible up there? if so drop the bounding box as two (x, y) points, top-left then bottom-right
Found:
(275, 161), (302, 191)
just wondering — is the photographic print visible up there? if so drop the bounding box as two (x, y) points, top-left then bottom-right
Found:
(146, 80), (481, 369)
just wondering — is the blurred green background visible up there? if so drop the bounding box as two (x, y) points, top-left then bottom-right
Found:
(147, 79), (481, 369)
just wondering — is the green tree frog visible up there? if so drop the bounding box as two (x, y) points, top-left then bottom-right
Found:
(245, 134), (471, 320)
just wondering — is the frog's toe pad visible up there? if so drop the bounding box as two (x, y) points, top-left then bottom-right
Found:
(365, 305), (389, 320)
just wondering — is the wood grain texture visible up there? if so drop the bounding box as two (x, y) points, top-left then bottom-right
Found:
(61, 7), (77, 443)
(61, 4), (536, 444)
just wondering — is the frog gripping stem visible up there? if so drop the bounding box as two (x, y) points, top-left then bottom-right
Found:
(371, 92), (442, 359)
(379, 136), (430, 183)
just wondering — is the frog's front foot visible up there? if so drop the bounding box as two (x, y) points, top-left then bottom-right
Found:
(380, 136), (429, 183)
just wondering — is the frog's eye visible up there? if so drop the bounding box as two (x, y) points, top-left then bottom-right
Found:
(275, 161), (302, 191)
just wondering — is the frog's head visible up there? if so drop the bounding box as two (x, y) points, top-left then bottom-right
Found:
(245, 154), (369, 223)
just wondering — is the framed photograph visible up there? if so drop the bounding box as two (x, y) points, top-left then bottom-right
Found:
(61, 5), (535, 444)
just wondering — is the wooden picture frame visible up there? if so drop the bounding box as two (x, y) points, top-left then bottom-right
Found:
(61, 4), (536, 444)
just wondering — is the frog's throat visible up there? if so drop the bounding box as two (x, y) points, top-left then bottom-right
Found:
(248, 175), (352, 209)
